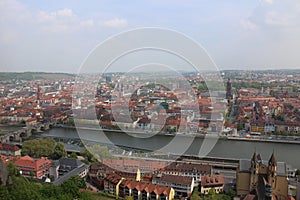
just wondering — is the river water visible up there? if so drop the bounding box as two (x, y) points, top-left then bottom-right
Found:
(42, 128), (300, 168)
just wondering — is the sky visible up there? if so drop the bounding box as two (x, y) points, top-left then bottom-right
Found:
(0, 0), (300, 72)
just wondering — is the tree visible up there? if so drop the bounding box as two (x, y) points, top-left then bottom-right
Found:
(0, 186), (10, 200)
(60, 177), (81, 198)
(226, 189), (236, 199)
(22, 138), (55, 158)
(51, 142), (67, 160)
(69, 175), (86, 189)
(6, 162), (20, 177)
(237, 123), (244, 130)
(69, 152), (78, 159)
(190, 187), (203, 200)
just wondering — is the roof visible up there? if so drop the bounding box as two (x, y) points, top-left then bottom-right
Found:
(58, 157), (84, 168)
(239, 159), (251, 172)
(276, 162), (286, 176)
(0, 144), (20, 152)
(268, 153), (277, 166)
(52, 164), (88, 185)
(162, 162), (211, 174)
(201, 174), (224, 187)
(119, 179), (172, 196)
(15, 156), (51, 172)
(153, 174), (193, 186)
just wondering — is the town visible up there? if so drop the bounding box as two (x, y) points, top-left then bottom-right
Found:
(0, 70), (299, 200)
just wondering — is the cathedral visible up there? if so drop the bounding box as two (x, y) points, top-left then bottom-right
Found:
(236, 152), (289, 200)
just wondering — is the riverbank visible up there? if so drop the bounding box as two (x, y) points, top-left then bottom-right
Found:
(55, 124), (300, 145)
(42, 127), (300, 168)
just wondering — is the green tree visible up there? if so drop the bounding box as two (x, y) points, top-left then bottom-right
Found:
(211, 194), (231, 200)
(190, 187), (203, 200)
(0, 186), (11, 200)
(60, 178), (80, 198)
(295, 169), (300, 176)
(51, 142), (67, 160)
(69, 152), (78, 159)
(69, 175), (86, 189)
(22, 138), (55, 158)
(237, 123), (244, 130)
(6, 162), (20, 177)
(226, 189), (236, 199)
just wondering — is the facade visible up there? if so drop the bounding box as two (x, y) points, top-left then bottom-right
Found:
(159, 162), (211, 184)
(104, 172), (175, 200)
(250, 122), (265, 133)
(0, 143), (21, 156)
(15, 155), (51, 179)
(236, 152), (289, 200)
(200, 174), (224, 195)
(152, 174), (194, 198)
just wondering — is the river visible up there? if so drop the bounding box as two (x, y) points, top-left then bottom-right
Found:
(42, 127), (300, 168)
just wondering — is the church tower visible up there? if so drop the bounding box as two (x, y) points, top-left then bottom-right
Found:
(249, 152), (259, 193)
(268, 152), (277, 187)
(226, 78), (233, 103)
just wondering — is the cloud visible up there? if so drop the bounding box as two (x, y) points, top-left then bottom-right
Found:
(240, 19), (258, 30)
(56, 8), (73, 17)
(244, 0), (300, 29)
(80, 19), (94, 28)
(36, 8), (95, 32)
(264, 11), (290, 26)
(262, 0), (274, 5)
(102, 18), (128, 28)
(37, 8), (75, 22)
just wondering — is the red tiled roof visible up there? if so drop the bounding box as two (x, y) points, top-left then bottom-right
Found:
(201, 174), (224, 187)
(155, 173), (193, 185)
(0, 143), (20, 152)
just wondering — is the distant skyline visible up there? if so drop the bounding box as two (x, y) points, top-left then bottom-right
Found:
(1, 0), (300, 73)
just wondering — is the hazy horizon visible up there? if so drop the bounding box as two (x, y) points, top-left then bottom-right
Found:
(1, 0), (300, 73)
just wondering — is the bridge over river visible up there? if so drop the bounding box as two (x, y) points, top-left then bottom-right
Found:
(0, 121), (57, 143)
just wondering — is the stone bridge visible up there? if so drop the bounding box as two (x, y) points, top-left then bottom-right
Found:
(0, 121), (57, 143)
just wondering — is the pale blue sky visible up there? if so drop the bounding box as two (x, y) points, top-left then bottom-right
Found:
(0, 0), (300, 72)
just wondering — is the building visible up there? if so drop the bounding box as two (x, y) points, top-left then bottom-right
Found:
(51, 158), (89, 185)
(200, 174), (224, 195)
(152, 174), (194, 198)
(226, 78), (233, 101)
(236, 152), (289, 200)
(250, 122), (265, 133)
(159, 162), (211, 184)
(104, 172), (175, 200)
(0, 143), (21, 156)
(15, 155), (51, 179)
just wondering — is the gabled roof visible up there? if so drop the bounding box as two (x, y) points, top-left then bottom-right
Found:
(153, 174), (193, 186)
(201, 174), (224, 187)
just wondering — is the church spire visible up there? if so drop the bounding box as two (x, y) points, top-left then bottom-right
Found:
(268, 152), (277, 167)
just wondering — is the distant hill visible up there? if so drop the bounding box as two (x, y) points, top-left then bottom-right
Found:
(0, 72), (75, 81)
